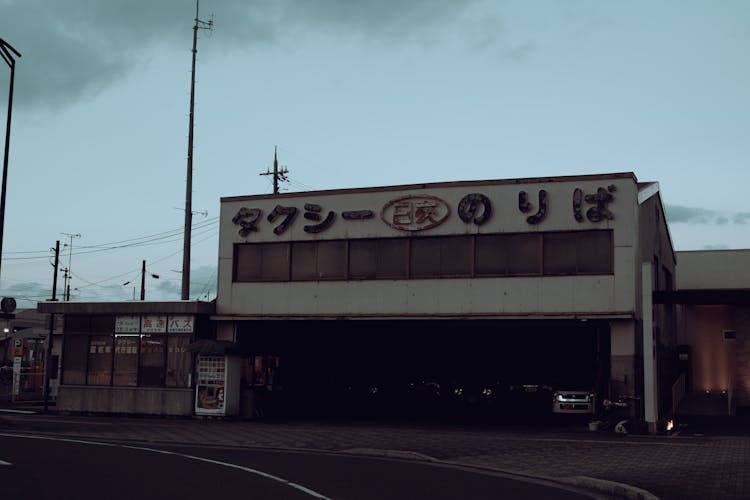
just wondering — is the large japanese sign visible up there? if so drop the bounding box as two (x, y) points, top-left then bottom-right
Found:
(225, 175), (628, 242)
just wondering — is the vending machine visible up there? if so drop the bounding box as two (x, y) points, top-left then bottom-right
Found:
(195, 354), (240, 416)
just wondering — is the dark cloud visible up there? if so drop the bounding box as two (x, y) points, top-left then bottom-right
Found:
(664, 205), (716, 224)
(2, 281), (53, 308)
(0, 0), (478, 109)
(154, 265), (216, 301)
(665, 205), (750, 226)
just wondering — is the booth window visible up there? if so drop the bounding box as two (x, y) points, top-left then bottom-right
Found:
(86, 336), (113, 385)
(139, 334), (166, 387)
(166, 335), (192, 387)
(113, 335), (139, 386)
(61, 335), (89, 385)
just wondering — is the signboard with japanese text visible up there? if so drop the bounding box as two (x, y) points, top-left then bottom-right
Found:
(221, 173), (634, 245)
(141, 315), (167, 333)
(168, 315), (195, 333)
(115, 315), (140, 333)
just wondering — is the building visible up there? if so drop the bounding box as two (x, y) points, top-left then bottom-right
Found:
(36, 301), (214, 416)
(656, 249), (750, 416)
(214, 172), (676, 430)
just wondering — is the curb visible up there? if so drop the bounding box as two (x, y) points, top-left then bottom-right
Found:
(558, 476), (660, 500)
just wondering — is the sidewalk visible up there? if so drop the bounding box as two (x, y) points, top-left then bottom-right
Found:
(1, 405), (748, 500)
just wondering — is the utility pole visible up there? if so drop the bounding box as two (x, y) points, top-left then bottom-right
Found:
(61, 232), (80, 301)
(43, 240), (60, 412)
(260, 146), (289, 195)
(140, 260), (160, 301)
(141, 259), (146, 301)
(0, 39), (21, 290)
(181, 0), (213, 301)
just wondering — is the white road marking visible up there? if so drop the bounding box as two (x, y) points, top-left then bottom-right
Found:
(0, 433), (330, 499)
(0, 459), (11, 465)
(0, 409), (36, 414)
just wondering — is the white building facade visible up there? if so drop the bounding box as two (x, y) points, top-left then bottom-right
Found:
(215, 172), (677, 429)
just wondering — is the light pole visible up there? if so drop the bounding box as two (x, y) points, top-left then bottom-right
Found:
(140, 259), (159, 301)
(61, 232), (80, 301)
(0, 38), (21, 289)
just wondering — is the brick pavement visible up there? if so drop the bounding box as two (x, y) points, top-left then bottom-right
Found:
(1, 412), (748, 500)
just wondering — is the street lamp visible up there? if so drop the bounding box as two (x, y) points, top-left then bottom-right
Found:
(0, 38), (21, 290)
(140, 259), (159, 300)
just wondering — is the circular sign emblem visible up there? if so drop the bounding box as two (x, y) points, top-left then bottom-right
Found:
(380, 195), (450, 232)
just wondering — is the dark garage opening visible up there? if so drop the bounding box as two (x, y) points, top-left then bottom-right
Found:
(237, 319), (610, 421)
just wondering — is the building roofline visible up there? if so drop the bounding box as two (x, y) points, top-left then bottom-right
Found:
(221, 172), (638, 203)
(37, 301), (215, 315)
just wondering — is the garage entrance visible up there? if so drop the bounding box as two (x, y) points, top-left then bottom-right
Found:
(237, 319), (610, 421)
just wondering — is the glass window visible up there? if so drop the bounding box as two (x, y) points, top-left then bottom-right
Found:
(410, 237), (441, 277)
(291, 241), (317, 280)
(113, 335), (139, 386)
(61, 335), (89, 385)
(349, 239), (408, 279)
(64, 316), (90, 333)
(291, 241), (347, 280)
(166, 335), (192, 388)
(317, 241), (347, 279)
(86, 336), (112, 385)
(349, 239), (377, 279)
(440, 236), (472, 276)
(90, 315), (115, 333)
(577, 230), (613, 274)
(234, 243), (290, 281)
(475, 234), (509, 276)
(376, 239), (408, 278)
(543, 232), (577, 275)
(411, 236), (472, 278)
(139, 334), (166, 387)
(507, 233), (541, 275)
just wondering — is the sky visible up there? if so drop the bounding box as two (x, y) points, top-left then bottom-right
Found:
(0, 0), (748, 308)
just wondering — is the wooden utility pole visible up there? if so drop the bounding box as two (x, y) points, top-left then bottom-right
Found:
(260, 146), (289, 195)
(43, 240), (60, 412)
(181, 0), (212, 300)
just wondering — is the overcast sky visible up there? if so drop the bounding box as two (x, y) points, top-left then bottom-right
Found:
(0, 0), (748, 307)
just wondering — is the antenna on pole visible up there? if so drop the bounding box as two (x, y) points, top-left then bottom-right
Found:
(181, 0), (213, 301)
(260, 146), (289, 195)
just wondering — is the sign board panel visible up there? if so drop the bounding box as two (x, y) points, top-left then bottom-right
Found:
(141, 315), (167, 333)
(168, 315), (195, 333)
(115, 316), (140, 333)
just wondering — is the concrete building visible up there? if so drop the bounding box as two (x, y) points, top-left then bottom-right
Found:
(656, 249), (750, 416)
(214, 172), (676, 430)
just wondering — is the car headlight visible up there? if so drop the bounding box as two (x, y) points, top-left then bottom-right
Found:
(453, 388), (463, 396)
(482, 388), (494, 397)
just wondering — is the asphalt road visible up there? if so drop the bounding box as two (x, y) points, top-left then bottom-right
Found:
(0, 434), (597, 500)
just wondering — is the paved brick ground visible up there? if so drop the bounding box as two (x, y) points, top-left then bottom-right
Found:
(1, 410), (748, 500)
